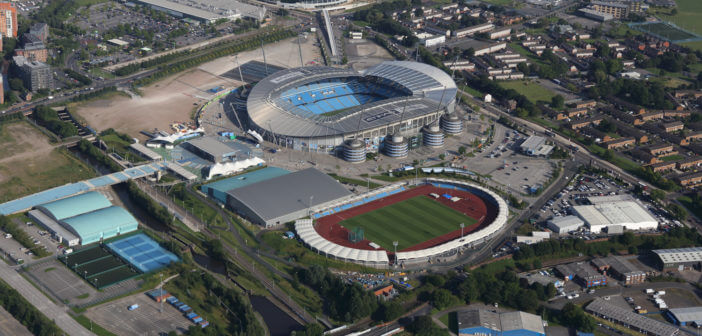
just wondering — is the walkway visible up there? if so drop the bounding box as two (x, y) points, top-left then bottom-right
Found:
(0, 263), (93, 336)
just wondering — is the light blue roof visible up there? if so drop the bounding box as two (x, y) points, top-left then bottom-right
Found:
(38, 191), (112, 221)
(61, 206), (138, 244)
(200, 167), (290, 203)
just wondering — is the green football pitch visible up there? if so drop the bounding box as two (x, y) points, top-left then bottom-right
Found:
(338, 195), (478, 251)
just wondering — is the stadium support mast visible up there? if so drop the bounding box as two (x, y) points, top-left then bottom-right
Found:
(397, 96), (410, 135)
(260, 39), (269, 76)
(450, 55), (459, 80)
(235, 55), (246, 92)
(433, 86), (447, 123)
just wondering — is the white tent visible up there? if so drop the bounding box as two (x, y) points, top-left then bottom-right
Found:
(206, 157), (265, 180)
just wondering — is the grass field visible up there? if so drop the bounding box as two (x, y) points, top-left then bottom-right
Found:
(497, 80), (557, 104)
(655, 0), (702, 50)
(338, 195), (477, 251)
(0, 121), (96, 202)
(634, 22), (697, 41)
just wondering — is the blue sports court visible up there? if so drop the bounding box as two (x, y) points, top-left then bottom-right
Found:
(107, 233), (180, 273)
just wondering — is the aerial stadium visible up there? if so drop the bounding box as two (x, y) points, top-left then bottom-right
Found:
(295, 178), (508, 268)
(233, 61), (460, 161)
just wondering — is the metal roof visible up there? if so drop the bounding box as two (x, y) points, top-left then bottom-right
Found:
(653, 247), (702, 264)
(246, 61), (456, 139)
(457, 310), (544, 334)
(573, 201), (657, 229)
(586, 299), (679, 336)
(667, 307), (702, 323)
(129, 143), (162, 161)
(201, 167), (290, 202)
(227, 168), (352, 221)
(186, 136), (238, 159)
(61, 206), (138, 245)
(548, 215), (584, 228)
(500, 311), (545, 334)
(38, 191), (112, 221)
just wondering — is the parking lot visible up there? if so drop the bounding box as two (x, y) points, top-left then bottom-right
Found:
(85, 291), (193, 336)
(24, 259), (143, 307)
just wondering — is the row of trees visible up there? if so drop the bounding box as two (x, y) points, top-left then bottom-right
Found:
(133, 30), (295, 86)
(126, 180), (174, 227)
(168, 264), (265, 336)
(116, 29), (293, 76)
(63, 68), (93, 86)
(588, 78), (673, 110)
(76, 139), (123, 172)
(0, 277), (63, 336)
(514, 228), (702, 263)
(32, 106), (78, 138)
(0, 216), (49, 257)
(296, 265), (378, 322)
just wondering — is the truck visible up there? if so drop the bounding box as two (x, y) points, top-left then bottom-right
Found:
(656, 290), (666, 296)
(128, 304), (139, 311)
(645, 289), (654, 294)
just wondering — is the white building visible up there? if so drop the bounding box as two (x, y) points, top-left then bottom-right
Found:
(547, 216), (584, 234)
(520, 135), (553, 156)
(573, 201), (658, 234)
(350, 31), (363, 40)
(489, 28), (512, 40)
(416, 32), (445, 47)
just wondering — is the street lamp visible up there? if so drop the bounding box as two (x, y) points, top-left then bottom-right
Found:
(159, 273), (163, 313)
(393, 241), (399, 266)
(460, 223), (465, 239)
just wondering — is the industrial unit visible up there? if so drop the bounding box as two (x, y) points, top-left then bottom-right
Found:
(586, 299), (679, 336)
(547, 215), (584, 234)
(653, 247), (702, 271)
(519, 135), (553, 156)
(591, 256), (646, 285)
(666, 307), (702, 326)
(457, 309), (545, 336)
(572, 201), (658, 233)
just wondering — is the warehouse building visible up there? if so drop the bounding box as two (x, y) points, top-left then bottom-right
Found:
(591, 256), (646, 285)
(572, 201), (658, 233)
(666, 307), (702, 326)
(183, 136), (241, 163)
(547, 215), (584, 234)
(457, 309), (545, 336)
(28, 191), (138, 246)
(586, 299), (679, 336)
(653, 247), (702, 271)
(226, 168), (352, 227)
(519, 135), (553, 156)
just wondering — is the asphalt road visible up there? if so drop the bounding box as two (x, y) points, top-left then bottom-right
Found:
(0, 262), (93, 335)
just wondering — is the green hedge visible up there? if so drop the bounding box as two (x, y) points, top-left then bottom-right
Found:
(0, 277), (63, 335)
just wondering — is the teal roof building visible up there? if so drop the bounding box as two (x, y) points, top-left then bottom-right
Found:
(35, 191), (139, 245)
(37, 191), (112, 221)
(61, 206), (139, 245)
(200, 167), (290, 204)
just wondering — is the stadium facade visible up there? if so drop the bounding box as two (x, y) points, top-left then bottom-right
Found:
(242, 61), (459, 158)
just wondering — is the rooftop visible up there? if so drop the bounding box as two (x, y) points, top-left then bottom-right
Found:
(653, 247), (702, 264)
(38, 191), (112, 221)
(226, 168), (352, 221)
(586, 299), (679, 336)
(667, 306), (702, 323)
(186, 136), (238, 160)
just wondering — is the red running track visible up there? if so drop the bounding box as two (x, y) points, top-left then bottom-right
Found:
(315, 185), (498, 253)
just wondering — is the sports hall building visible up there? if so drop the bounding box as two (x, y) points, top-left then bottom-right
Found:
(28, 191), (138, 246)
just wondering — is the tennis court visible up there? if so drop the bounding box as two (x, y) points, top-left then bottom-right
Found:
(106, 234), (180, 273)
(60, 245), (138, 289)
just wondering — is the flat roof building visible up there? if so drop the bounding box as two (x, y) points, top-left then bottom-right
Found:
(591, 256), (646, 285)
(520, 135), (553, 156)
(457, 309), (545, 336)
(129, 143), (163, 161)
(547, 215), (584, 234)
(226, 168), (352, 227)
(555, 262), (606, 287)
(133, 0), (265, 23)
(200, 167), (290, 204)
(573, 201), (657, 234)
(184, 136), (240, 163)
(653, 247), (702, 271)
(586, 298), (679, 336)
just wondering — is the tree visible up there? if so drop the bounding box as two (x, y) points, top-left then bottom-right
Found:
(414, 7), (423, 17)
(560, 303), (595, 332)
(649, 188), (665, 201)
(551, 95), (564, 109)
(295, 323), (323, 336)
(671, 8), (678, 15)
(668, 203), (688, 221)
(9, 78), (25, 92)
(458, 146), (467, 155)
(406, 316), (449, 336)
(432, 289), (457, 310)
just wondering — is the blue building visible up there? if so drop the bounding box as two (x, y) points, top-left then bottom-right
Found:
(666, 307), (702, 326)
(458, 310), (545, 336)
(200, 167), (290, 204)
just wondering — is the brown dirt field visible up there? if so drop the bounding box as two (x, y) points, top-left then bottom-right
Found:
(73, 69), (237, 140)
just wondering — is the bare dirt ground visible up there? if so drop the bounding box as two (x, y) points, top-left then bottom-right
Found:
(74, 36), (322, 140)
(0, 122), (95, 201)
(345, 39), (394, 71)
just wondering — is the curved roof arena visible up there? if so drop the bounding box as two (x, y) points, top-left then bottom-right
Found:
(245, 61), (457, 139)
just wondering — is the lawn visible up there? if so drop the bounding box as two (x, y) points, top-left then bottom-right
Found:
(662, 0), (702, 36)
(338, 195), (477, 251)
(660, 154), (684, 162)
(497, 80), (557, 104)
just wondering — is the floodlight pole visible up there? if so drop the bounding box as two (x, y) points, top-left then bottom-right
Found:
(159, 273), (163, 313)
(393, 241), (398, 266)
(460, 223), (465, 238)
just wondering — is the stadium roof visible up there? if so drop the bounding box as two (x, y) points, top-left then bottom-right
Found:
(246, 61), (456, 139)
(653, 247), (702, 264)
(227, 168), (352, 221)
(296, 219), (389, 265)
(38, 191), (112, 221)
(667, 307), (702, 324)
(61, 206), (138, 244)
